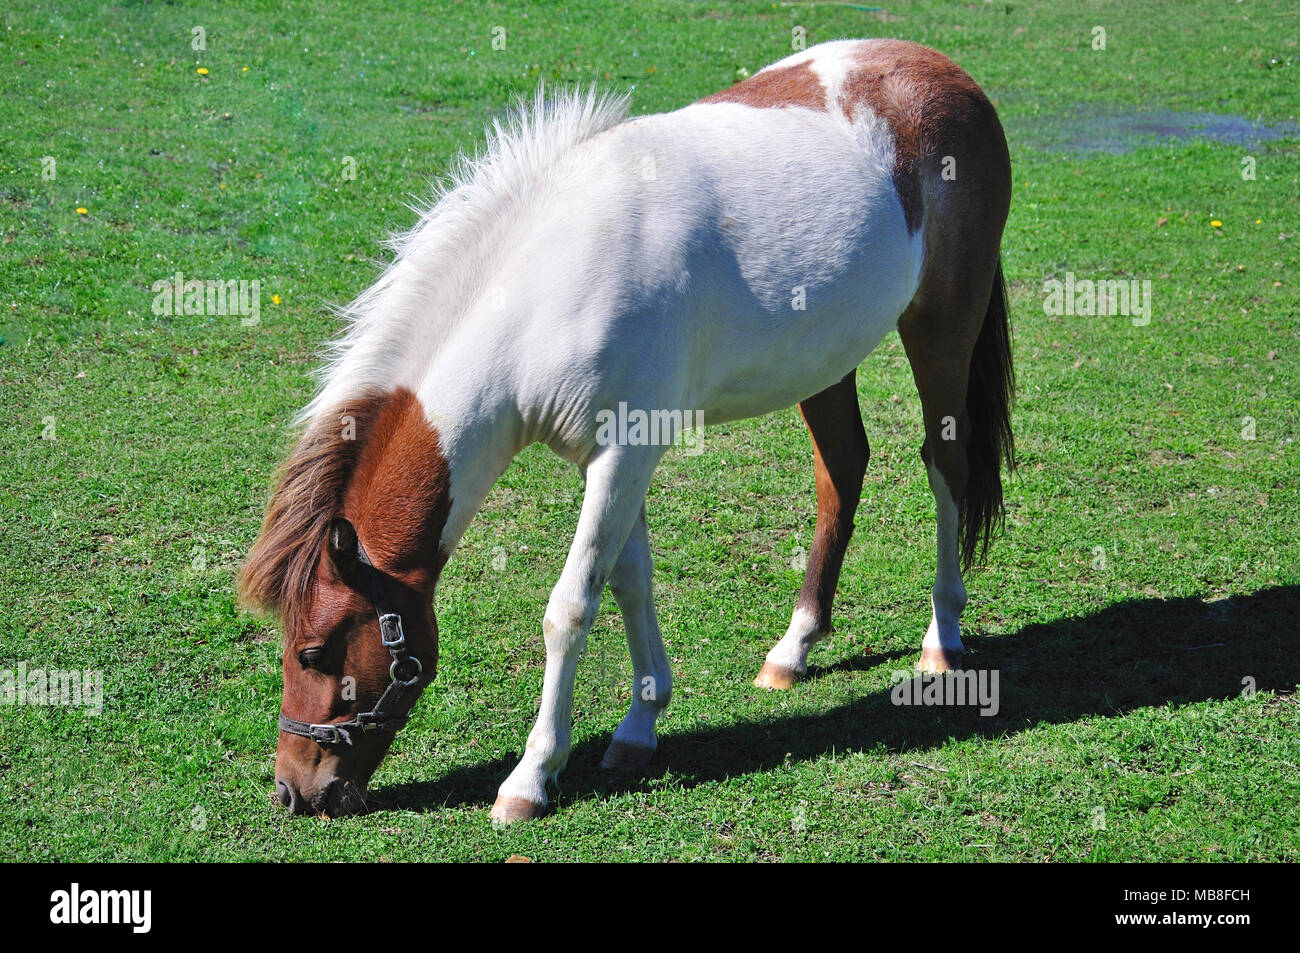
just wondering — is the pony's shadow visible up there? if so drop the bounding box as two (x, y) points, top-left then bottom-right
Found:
(376, 585), (1300, 814)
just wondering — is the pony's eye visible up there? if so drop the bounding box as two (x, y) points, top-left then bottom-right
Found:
(298, 647), (325, 668)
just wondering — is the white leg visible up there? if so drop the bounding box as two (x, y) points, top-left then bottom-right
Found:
(491, 448), (660, 822)
(760, 607), (826, 682)
(601, 505), (672, 771)
(919, 460), (967, 671)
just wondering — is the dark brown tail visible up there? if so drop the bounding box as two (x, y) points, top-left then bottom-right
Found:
(959, 258), (1015, 570)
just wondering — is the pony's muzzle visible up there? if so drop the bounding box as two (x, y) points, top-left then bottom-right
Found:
(275, 776), (369, 818)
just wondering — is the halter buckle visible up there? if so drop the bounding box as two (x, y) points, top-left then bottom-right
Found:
(316, 723), (347, 745)
(379, 613), (406, 649)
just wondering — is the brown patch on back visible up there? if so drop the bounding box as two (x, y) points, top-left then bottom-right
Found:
(838, 39), (1004, 233)
(699, 60), (827, 111)
(239, 387), (450, 637)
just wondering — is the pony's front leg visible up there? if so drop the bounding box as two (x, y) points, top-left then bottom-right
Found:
(600, 504), (672, 772)
(490, 448), (660, 823)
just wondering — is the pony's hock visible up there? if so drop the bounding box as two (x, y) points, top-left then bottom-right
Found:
(241, 39), (1014, 821)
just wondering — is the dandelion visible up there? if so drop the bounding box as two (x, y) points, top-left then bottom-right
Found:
(271, 294), (281, 305)
(196, 67), (209, 75)
(1211, 219), (1223, 228)
(75, 207), (88, 215)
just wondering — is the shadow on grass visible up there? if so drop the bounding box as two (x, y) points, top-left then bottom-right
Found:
(376, 585), (1300, 815)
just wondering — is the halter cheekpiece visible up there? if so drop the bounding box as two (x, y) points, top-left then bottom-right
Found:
(277, 537), (430, 746)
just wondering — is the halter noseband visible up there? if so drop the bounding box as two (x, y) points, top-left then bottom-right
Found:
(277, 537), (431, 747)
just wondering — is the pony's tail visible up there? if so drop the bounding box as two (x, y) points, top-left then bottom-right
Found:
(959, 257), (1016, 571)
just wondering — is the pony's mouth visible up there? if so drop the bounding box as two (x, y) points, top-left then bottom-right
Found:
(275, 777), (370, 818)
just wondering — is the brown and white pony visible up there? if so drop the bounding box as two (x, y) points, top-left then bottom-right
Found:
(240, 39), (1014, 821)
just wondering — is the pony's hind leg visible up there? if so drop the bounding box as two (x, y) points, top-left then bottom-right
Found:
(915, 434), (968, 672)
(898, 315), (977, 674)
(898, 260), (1014, 673)
(755, 371), (869, 689)
(600, 504), (672, 772)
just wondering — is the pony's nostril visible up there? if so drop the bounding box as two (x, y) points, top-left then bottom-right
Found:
(275, 778), (298, 811)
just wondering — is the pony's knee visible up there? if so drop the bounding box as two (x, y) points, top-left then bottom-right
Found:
(543, 595), (595, 654)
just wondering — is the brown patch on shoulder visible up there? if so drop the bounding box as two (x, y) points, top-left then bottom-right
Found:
(699, 60), (827, 111)
(239, 386), (450, 635)
(838, 40), (1002, 233)
(344, 389), (450, 573)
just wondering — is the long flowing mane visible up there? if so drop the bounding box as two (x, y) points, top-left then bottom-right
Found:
(300, 86), (631, 423)
(238, 391), (386, 625)
(239, 386), (448, 633)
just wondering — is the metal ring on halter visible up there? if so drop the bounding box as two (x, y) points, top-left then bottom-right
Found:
(390, 655), (422, 683)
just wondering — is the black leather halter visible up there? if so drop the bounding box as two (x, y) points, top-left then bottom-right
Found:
(277, 538), (430, 747)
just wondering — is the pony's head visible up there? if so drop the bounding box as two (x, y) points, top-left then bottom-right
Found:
(239, 387), (450, 817)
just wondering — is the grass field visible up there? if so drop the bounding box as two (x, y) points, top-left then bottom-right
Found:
(2, 0), (1297, 861)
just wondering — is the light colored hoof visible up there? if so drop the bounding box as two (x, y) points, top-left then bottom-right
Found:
(490, 796), (547, 824)
(753, 660), (800, 690)
(600, 740), (656, 773)
(918, 646), (964, 673)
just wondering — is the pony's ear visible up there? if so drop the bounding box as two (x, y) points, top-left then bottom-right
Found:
(327, 517), (359, 572)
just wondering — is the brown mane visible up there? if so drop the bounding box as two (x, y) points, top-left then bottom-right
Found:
(238, 387), (449, 636)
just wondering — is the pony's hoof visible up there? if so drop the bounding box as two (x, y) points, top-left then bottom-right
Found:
(490, 796), (547, 824)
(754, 661), (800, 690)
(600, 740), (656, 773)
(918, 646), (963, 673)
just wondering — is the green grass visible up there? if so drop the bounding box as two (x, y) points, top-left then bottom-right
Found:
(1, 0), (1297, 861)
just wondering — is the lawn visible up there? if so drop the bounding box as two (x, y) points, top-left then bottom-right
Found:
(1, 0), (1297, 861)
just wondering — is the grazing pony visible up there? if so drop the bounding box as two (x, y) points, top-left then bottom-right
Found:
(240, 39), (1014, 821)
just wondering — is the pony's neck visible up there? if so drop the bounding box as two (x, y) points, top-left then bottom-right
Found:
(309, 278), (534, 567)
(415, 338), (526, 560)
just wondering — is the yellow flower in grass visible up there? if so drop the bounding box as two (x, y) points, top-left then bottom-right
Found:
(1211, 219), (1223, 228)
(75, 207), (87, 215)
(196, 67), (209, 75)
(271, 294), (281, 305)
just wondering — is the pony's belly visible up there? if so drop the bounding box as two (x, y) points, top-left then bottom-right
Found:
(681, 203), (919, 422)
(694, 301), (900, 423)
